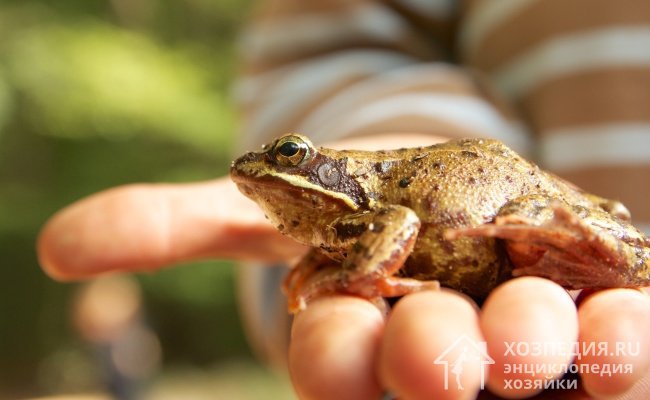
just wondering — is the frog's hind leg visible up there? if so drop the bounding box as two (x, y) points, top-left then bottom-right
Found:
(445, 197), (643, 289)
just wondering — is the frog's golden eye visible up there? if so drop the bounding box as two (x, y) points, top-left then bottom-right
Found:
(273, 135), (311, 167)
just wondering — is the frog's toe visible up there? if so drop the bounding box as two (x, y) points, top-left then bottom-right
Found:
(287, 294), (308, 314)
(285, 266), (342, 313)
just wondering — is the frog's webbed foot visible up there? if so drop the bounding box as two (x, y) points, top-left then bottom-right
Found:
(445, 198), (647, 289)
(283, 205), (440, 314)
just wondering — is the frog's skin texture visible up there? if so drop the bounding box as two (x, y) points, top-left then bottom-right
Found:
(230, 134), (650, 313)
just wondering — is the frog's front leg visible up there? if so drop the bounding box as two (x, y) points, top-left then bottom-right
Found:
(445, 195), (650, 289)
(286, 205), (440, 313)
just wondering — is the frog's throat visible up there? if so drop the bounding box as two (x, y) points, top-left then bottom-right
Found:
(259, 171), (360, 211)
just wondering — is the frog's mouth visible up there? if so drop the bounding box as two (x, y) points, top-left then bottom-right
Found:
(232, 172), (359, 211)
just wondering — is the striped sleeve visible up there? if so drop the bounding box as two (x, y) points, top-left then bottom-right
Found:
(235, 0), (531, 154)
(461, 0), (650, 231)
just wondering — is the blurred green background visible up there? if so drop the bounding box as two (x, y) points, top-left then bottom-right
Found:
(0, 1), (293, 398)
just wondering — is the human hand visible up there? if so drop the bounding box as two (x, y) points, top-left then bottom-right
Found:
(38, 134), (650, 400)
(289, 281), (649, 400)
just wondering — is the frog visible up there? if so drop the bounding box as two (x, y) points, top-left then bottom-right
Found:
(230, 133), (650, 313)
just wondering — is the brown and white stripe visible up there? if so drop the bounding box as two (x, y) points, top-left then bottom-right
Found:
(236, 0), (527, 152)
(462, 0), (650, 228)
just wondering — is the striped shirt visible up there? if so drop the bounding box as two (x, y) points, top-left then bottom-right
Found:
(234, 1), (650, 395)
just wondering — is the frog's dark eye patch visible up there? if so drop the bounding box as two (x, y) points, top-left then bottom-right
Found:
(273, 134), (311, 167)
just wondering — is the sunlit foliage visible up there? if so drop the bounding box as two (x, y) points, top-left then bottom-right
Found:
(0, 1), (292, 398)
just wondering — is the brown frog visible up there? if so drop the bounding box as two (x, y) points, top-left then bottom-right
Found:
(230, 134), (650, 313)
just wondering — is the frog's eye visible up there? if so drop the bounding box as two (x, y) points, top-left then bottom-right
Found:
(273, 135), (311, 166)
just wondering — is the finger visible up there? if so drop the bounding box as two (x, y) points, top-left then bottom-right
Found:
(481, 277), (578, 398)
(577, 288), (650, 398)
(38, 177), (304, 280)
(288, 295), (384, 400)
(379, 290), (484, 400)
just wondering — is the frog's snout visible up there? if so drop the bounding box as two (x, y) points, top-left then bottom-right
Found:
(233, 151), (259, 166)
(231, 151), (262, 177)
